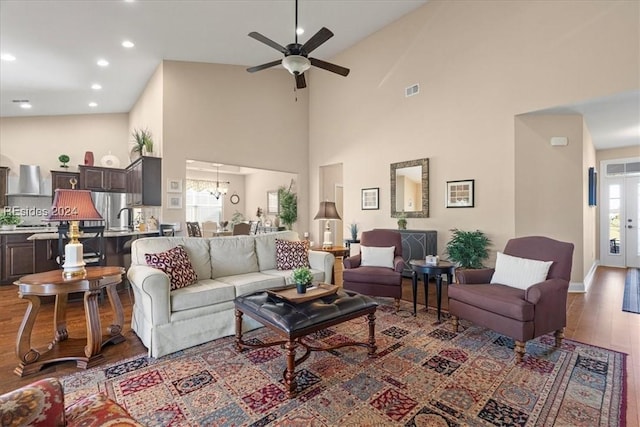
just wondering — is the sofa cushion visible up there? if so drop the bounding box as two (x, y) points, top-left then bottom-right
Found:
(145, 245), (197, 290)
(448, 283), (534, 321)
(360, 245), (395, 269)
(170, 279), (236, 312)
(276, 239), (310, 270)
(216, 272), (285, 296)
(255, 231), (299, 271)
(210, 236), (259, 278)
(490, 252), (553, 290)
(132, 237), (212, 280)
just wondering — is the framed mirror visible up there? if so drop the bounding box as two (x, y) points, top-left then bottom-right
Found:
(390, 158), (429, 218)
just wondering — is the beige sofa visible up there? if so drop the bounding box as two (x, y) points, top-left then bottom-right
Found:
(127, 231), (334, 357)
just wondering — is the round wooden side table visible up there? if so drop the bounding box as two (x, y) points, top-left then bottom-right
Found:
(409, 260), (455, 323)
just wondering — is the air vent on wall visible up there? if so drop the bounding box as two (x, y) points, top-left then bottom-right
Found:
(405, 84), (419, 97)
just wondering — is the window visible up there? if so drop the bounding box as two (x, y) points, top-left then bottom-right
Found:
(186, 179), (223, 223)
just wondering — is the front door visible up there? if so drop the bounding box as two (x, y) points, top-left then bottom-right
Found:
(600, 160), (640, 268)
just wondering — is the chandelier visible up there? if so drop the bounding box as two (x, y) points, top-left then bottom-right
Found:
(210, 164), (230, 199)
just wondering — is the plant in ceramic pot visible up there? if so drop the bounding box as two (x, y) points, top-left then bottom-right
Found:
(131, 128), (154, 160)
(278, 180), (297, 230)
(292, 267), (313, 294)
(444, 228), (491, 269)
(0, 211), (22, 230)
(397, 212), (407, 230)
(58, 154), (70, 168)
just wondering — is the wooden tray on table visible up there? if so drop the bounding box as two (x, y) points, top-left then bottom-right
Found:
(267, 283), (339, 303)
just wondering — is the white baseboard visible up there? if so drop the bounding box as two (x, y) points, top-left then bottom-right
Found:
(569, 260), (599, 293)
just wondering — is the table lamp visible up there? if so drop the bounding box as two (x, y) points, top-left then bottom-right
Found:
(47, 188), (104, 278)
(313, 201), (342, 249)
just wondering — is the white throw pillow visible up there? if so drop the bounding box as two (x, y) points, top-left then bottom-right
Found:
(490, 252), (553, 290)
(360, 245), (395, 269)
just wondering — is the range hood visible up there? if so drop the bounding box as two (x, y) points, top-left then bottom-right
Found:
(6, 164), (45, 196)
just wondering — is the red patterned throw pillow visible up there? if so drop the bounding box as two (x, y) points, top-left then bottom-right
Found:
(145, 245), (197, 290)
(275, 239), (310, 270)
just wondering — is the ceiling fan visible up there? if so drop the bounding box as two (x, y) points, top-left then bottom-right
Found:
(246, 0), (350, 89)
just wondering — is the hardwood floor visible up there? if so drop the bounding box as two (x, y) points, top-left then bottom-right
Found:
(0, 266), (637, 426)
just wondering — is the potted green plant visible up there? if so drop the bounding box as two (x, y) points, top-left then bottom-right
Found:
(278, 180), (297, 230)
(397, 212), (407, 230)
(349, 223), (358, 241)
(0, 211), (22, 230)
(444, 228), (491, 269)
(58, 154), (70, 168)
(292, 266), (313, 294)
(131, 128), (154, 160)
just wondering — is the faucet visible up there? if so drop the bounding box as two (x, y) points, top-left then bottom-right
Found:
(116, 207), (134, 230)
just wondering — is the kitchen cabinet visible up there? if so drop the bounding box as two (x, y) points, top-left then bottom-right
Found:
(126, 156), (161, 206)
(1, 233), (35, 284)
(0, 167), (8, 208)
(51, 170), (80, 192)
(79, 165), (126, 192)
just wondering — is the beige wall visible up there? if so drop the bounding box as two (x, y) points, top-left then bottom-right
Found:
(0, 113), (129, 190)
(245, 170), (297, 226)
(160, 60), (310, 233)
(597, 146), (640, 163)
(309, 0), (639, 282)
(129, 63), (164, 158)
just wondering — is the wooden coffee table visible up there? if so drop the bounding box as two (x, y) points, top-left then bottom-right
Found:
(234, 289), (377, 397)
(13, 266), (125, 376)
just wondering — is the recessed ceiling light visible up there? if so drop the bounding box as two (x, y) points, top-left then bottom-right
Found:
(20, 103), (32, 109)
(91, 83), (102, 90)
(122, 40), (135, 48)
(97, 59), (109, 67)
(296, 27), (304, 35)
(88, 102), (98, 107)
(1, 53), (16, 61)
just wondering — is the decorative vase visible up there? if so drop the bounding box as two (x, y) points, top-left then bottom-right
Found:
(296, 283), (308, 294)
(398, 219), (407, 230)
(84, 151), (94, 166)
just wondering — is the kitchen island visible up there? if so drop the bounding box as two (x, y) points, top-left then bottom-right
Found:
(0, 228), (159, 284)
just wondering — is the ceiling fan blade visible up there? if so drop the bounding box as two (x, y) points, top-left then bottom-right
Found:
(301, 27), (333, 54)
(246, 59), (282, 73)
(309, 58), (350, 77)
(295, 73), (307, 89)
(248, 32), (288, 54)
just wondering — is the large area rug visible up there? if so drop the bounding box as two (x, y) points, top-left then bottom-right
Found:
(623, 268), (640, 314)
(61, 300), (626, 426)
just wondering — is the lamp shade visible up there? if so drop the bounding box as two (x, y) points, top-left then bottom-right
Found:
(282, 55), (311, 75)
(314, 201), (342, 221)
(46, 189), (104, 222)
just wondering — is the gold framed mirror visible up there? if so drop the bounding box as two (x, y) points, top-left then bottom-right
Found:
(390, 158), (429, 218)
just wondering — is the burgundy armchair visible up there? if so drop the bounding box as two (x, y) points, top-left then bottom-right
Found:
(448, 236), (574, 362)
(342, 229), (404, 312)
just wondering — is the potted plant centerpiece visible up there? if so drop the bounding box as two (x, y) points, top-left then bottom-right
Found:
(444, 228), (491, 269)
(0, 211), (22, 230)
(292, 266), (313, 294)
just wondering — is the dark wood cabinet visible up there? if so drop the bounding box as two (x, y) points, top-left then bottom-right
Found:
(79, 166), (126, 192)
(126, 156), (161, 206)
(0, 167), (8, 208)
(376, 229), (437, 277)
(1, 233), (35, 284)
(51, 170), (80, 192)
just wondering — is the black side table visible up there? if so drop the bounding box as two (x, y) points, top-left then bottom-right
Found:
(344, 239), (360, 249)
(409, 260), (455, 323)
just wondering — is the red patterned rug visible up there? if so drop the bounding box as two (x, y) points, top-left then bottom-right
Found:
(61, 300), (626, 426)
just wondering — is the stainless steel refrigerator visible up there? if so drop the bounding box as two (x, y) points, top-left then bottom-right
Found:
(88, 192), (128, 230)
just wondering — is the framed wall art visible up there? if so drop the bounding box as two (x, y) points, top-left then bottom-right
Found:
(361, 187), (380, 210)
(167, 179), (182, 193)
(167, 194), (183, 209)
(446, 179), (475, 208)
(267, 190), (279, 214)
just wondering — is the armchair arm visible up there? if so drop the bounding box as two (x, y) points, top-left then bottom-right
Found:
(127, 265), (172, 326)
(0, 378), (65, 426)
(308, 250), (335, 284)
(393, 255), (405, 273)
(343, 254), (362, 269)
(455, 268), (495, 284)
(525, 278), (569, 305)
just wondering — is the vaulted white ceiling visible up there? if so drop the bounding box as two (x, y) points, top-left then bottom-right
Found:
(1, 1), (637, 151)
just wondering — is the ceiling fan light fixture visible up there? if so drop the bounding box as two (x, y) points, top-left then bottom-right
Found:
(282, 55), (310, 75)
